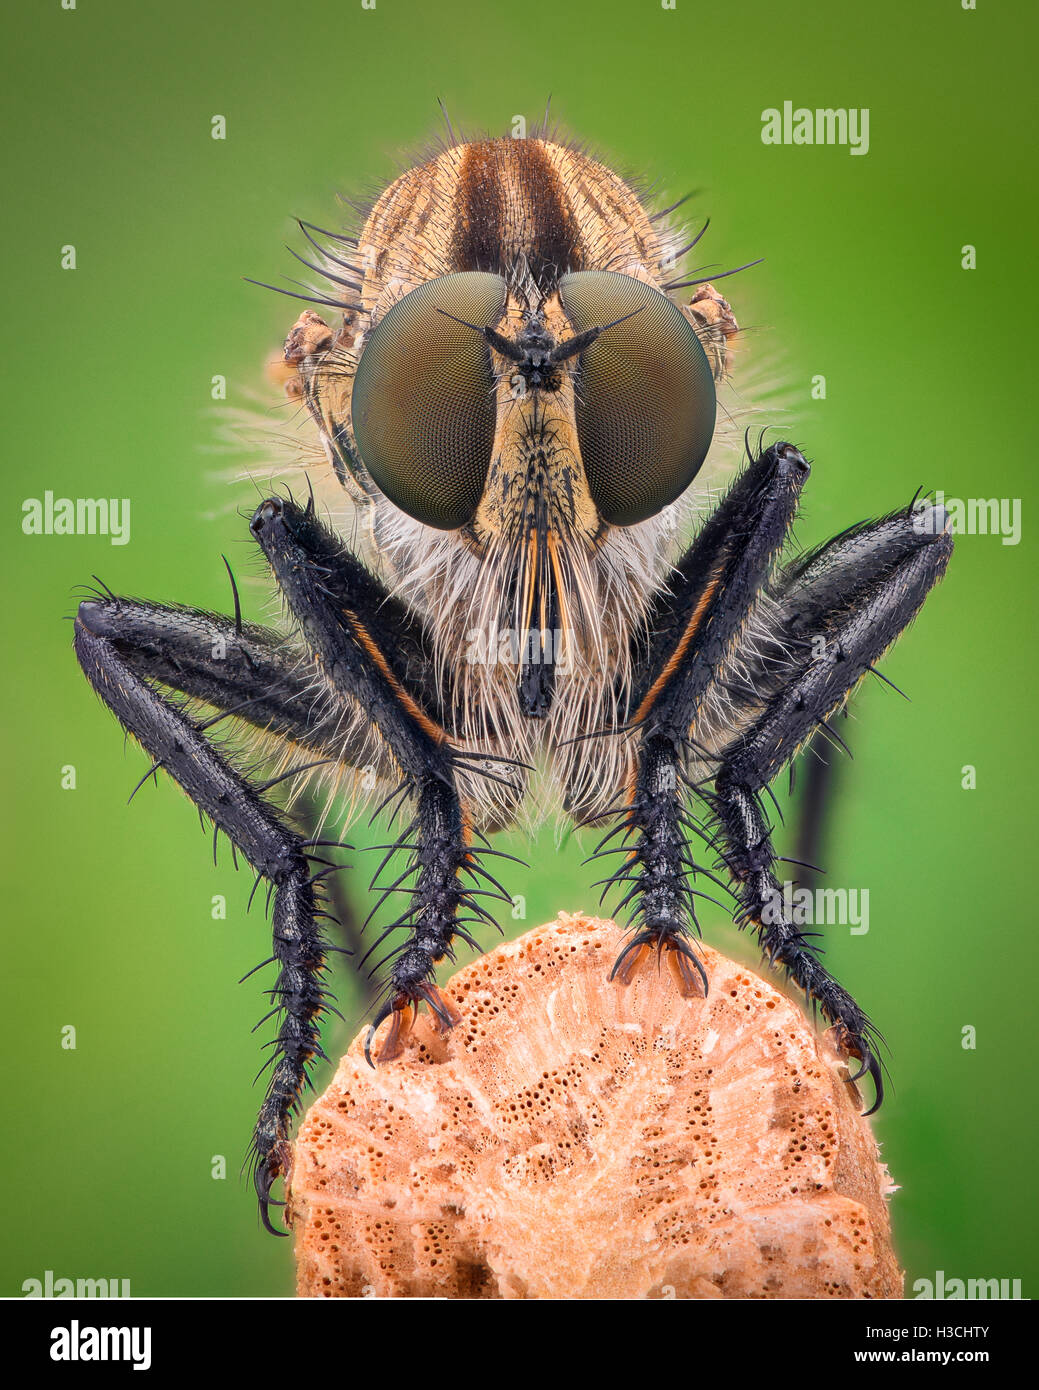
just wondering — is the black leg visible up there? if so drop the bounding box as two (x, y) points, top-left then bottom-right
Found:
(710, 503), (954, 1107)
(74, 606), (339, 1234)
(248, 494), (514, 1065)
(606, 441), (952, 1113)
(601, 442), (809, 984)
(629, 441), (810, 735)
(70, 596), (375, 764)
(607, 736), (714, 997)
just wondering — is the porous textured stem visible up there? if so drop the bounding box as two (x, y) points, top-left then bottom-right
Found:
(288, 914), (902, 1299)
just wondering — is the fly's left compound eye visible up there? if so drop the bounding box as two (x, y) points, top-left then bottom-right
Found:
(559, 271), (717, 526)
(350, 271), (507, 529)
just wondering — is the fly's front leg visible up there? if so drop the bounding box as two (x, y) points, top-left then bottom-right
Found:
(711, 501), (954, 1110)
(602, 441), (809, 988)
(608, 735), (710, 998)
(74, 604), (340, 1235)
(249, 495), (495, 1065)
(71, 597), (369, 759)
(368, 773), (468, 1063)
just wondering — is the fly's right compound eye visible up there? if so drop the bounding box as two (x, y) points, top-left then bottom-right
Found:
(350, 272), (507, 529)
(559, 271), (717, 527)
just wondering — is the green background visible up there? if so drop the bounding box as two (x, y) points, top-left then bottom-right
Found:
(2, 0), (1035, 1298)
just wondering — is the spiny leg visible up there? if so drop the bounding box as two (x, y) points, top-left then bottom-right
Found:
(73, 594), (379, 996)
(74, 605), (344, 1234)
(710, 502), (954, 1109)
(249, 494), (514, 1064)
(767, 505), (942, 894)
(70, 596), (378, 763)
(601, 441), (809, 985)
(363, 775), (469, 1063)
(607, 736), (714, 998)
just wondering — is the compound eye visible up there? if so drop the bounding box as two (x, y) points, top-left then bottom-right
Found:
(350, 272), (506, 529)
(559, 271), (717, 526)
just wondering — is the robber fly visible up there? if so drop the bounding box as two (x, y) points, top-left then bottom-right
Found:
(74, 125), (952, 1233)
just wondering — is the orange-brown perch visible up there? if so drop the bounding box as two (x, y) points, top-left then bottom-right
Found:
(288, 913), (901, 1299)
